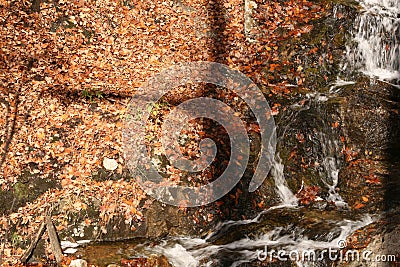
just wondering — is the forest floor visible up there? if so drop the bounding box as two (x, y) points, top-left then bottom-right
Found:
(0, 0), (330, 265)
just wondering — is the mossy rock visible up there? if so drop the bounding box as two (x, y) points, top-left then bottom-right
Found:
(0, 170), (60, 215)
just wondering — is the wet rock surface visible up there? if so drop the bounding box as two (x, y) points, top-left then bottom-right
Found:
(338, 80), (400, 212)
(333, 80), (400, 266)
(338, 211), (400, 267)
(206, 207), (365, 245)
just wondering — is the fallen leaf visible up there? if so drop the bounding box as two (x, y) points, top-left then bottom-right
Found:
(354, 202), (365, 209)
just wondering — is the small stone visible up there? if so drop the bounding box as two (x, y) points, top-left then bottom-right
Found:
(69, 259), (88, 267)
(103, 157), (118, 171)
(63, 247), (78, 254)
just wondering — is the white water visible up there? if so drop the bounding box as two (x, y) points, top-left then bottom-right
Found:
(155, 243), (199, 267)
(152, 215), (373, 267)
(345, 0), (400, 82)
(320, 157), (346, 206)
(317, 131), (347, 207)
(329, 77), (356, 93)
(270, 154), (298, 206)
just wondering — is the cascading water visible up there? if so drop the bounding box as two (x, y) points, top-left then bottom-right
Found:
(320, 156), (345, 205)
(78, 212), (371, 267)
(158, 215), (372, 267)
(148, 95), (360, 266)
(270, 153), (298, 206)
(297, 93), (347, 207)
(345, 0), (400, 83)
(317, 130), (346, 207)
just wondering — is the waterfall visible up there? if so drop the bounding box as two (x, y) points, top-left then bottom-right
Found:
(270, 154), (298, 206)
(317, 131), (347, 207)
(345, 0), (400, 83)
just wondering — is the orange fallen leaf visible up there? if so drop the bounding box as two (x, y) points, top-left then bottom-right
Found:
(354, 202), (365, 209)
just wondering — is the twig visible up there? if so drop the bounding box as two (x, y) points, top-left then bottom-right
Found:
(20, 220), (46, 263)
(45, 215), (63, 264)
(20, 205), (63, 264)
(0, 93), (19, 169)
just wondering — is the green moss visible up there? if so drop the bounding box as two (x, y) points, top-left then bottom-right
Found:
(0, 170), (60, 214)
(81, 89), (104, 103)
(13, 182), (30, 202)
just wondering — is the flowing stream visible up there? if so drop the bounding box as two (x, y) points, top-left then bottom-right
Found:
(149, 214), (372, 267)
